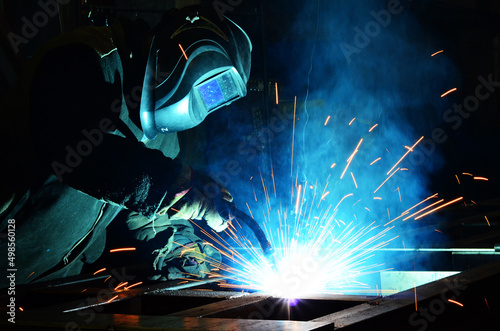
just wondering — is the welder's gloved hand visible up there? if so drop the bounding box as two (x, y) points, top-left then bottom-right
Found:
(161, 169), (235, 232)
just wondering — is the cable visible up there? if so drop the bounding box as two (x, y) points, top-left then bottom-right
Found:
(300, 0), (321, 182)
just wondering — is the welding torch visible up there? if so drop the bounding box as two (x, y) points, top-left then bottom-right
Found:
(219, 203), (277, 269)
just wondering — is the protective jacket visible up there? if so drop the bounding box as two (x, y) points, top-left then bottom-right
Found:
(0, 20), (186, 287)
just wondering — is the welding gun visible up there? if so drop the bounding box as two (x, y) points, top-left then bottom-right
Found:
(218, 201), (277, 268)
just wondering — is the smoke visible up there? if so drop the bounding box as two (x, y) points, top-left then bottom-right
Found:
(267, 2), (457, 236)
(204, 0), (460, 293)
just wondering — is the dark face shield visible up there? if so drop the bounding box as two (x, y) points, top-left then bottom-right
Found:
(140, 10), (252, 140)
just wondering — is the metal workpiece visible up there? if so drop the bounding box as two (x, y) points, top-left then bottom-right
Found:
(2, 258), (500, 330)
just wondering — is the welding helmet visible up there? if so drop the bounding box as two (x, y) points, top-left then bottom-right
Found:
(140, 6), (252, 140)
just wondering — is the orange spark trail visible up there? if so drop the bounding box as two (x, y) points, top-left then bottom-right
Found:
(341, 138), (363, 179)
(125, 282), (143, 290)
(275, 82), (279, 104)
(404, 193), (439, 213)
(106, 295), (119, 304)
(414, 197), (463, 220)
(324, 115), (331, 126)
(386, 136), (424, 175)
(485, 216), (491, 226)
(295, 184), (302, 215)
(351, 172), (358, 188)
(384, 193), (439, 226)
(114, 282), (128, 290)
(402, 199), (444, 221)
(246, 202), (254, 219)
(333, 193), (353, 211)
(474, 176), (488, 181)
(431, 50), (444, 56)
(93, 268), (106, 275)
(455, 174), (460, 184)
(370, 157), (381, 165)
(414, 284), (417, 311)
(260, 170), (270, 212)
(369, 124), (378, 132)
(441, 88), (457, 97)
(271, 162), (277, 198)
(448, 299), (464, 307)
(374, 167), (399, 194)
(178, 44), (188, 60)
(396, 187), (402, 203)
(110, 247), (136, 253)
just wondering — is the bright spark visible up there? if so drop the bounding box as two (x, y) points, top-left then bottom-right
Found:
(109, 247), (136, 253)
(431, 50), (444, 57)
(341, 138), (363, 179)
(474, 176), (488, 181)
(384, 193), (438, 225)
(441, 88), (457, 97)
(124, 282), (143, 290)
(414, 283), (417, 311)
(93, 268), (106, 275)
(106, 295), (119, 304)
(369, 123), (378, 132)
(211, 168), (403, 298)
(351, 172), (358, 188)
(196, 99), (459, 299)
(403, 199), (444, 221)
(386, 136), (424, 175)
(178, 44), (188, 60)
(324, 115), (331, 126)
(275, 82), (279, 104)
(414, 197), (463, 220)
(295, 184), (302, 215)
(374, 167), (400, 194)
(448, 299), (464, 307)
(114, 282), (128, 290)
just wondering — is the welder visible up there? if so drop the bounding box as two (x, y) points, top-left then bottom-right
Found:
(0, 5), (260, 286)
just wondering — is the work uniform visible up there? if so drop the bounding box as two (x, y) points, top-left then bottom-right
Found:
(0, 20), (212, 287)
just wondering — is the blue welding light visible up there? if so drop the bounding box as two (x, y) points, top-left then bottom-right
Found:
(199, 79), (224, 110)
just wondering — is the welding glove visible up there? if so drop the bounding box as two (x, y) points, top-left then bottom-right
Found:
(160, 168), (234, 232)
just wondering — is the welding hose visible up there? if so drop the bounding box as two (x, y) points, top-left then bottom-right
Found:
(227, 206), (274, 257)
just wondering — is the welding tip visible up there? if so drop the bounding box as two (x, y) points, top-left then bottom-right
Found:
(263, 246), (279, 271)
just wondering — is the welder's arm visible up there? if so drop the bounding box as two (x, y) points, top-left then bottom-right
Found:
(29, 44), (186, 218)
